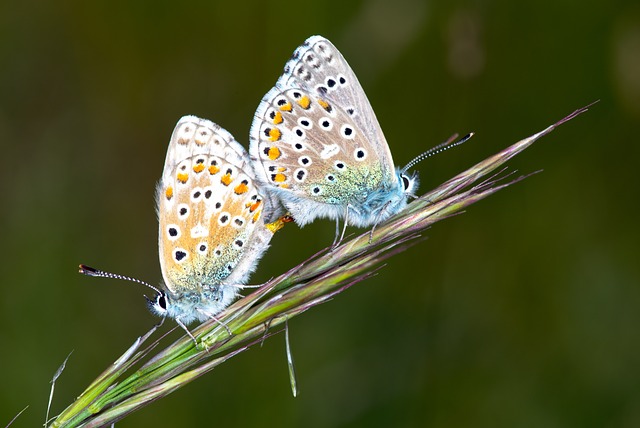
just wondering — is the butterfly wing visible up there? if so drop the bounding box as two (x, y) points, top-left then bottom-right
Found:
(251, 87), (390, 223)
(250, 36), (399, 226)
(158, 116), (273, 299)
(277, 35), (396, 179)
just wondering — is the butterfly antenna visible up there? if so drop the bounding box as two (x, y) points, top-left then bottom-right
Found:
(79, 264), (162, 296)
(402, 132), (474, 173)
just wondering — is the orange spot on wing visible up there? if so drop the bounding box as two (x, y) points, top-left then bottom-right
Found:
(221, 173), (232, 186)
(272, 173), (286, 183)
(234, 182), (249, 194)
(208, 164), (220, 175)
(252, 210), (261, 223)
(177, 173), (189, 183)
(273, 111), (283, 124)
(165, 186), (173, 200)
(297, 96), (311, 109)
(279, 183), (290, 189)
(318, 99), (331, 112)
(269, 127), (281, 142)
(268, 147), (281, 160)
(279, 102), (292, 112)
(249, 200), (262, 212)
(193, 163), (205, 173)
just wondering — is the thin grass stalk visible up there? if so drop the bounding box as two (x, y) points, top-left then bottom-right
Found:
(49, 103), (594, 427)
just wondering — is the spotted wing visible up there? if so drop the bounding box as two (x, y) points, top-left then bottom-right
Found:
(276, 35), (396, 179)
(162, 116), (250, 183)
(158, 117), (273, 295)
(250, 87), (388, 206)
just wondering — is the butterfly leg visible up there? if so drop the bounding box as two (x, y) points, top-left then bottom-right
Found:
(153, 316), (167, 329)
(331, 218), (341, 247)
(235, 283), (266, 289)
(369, 200), (394, 243)
(339, 211), (349, 244)
(331, 206), (351, 248)
(197, 308), (233, 336)
(368, 224), (376, 244)
(174, 318), (198, 345)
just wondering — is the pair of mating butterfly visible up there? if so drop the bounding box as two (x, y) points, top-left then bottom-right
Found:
(83, 35), (467, 333)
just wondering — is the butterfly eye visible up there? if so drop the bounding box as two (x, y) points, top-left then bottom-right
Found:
(157, 292), (168, 311)
(401, 174), (411, 191)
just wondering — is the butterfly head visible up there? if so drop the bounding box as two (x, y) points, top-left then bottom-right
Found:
(146, 290), (169, 317)
(398, 168), (419, 199)
(145, 280), (238, 325)
(144, 288), (207, 324)
(371, 168), (418, 220)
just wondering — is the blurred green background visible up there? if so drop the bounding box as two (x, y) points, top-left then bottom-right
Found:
(1, 0), (638, 426)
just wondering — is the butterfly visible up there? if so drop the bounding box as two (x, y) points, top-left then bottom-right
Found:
(250, 35), (418, 240)
(82, 116), (286, 334)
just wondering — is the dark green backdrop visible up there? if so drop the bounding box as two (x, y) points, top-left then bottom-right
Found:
(1, 1), (638, 427)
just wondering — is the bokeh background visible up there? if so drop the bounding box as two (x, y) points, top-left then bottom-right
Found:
(1, 0), (639, 426)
